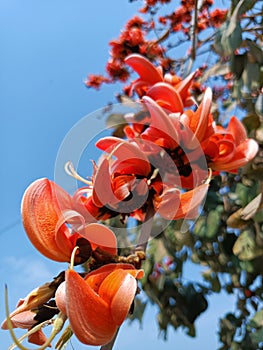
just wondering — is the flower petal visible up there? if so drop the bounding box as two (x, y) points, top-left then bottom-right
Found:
(97, 138), (151, 177)
(85, 264), (144, 293)
(175, 70), (197, 102)
(80, 223), (117, 255)
(227, 116), (247, 145)
(175, 183), (209, 219)
(66, 269), (117, 346)
(188, 88), (212, 147)
(143, 96), (180, 149)
(147, 82), (184, 112)
(98, 269), (137, 325)
(212, 139), (259, 171)
(21, 178), (73, 262)
(92, 158), (115, 207)
(125, 54), (163, 85)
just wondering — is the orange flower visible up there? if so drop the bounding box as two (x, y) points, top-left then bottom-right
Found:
(55, 263), (144, 346)
(203, 117), (259, 172)
(74, 133), (209, 221)
(124, 53), (196, 110)
(21, 178), (117, 263)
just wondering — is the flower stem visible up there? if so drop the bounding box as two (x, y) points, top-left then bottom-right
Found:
(100, 328), (119, 350)
(135, 202), (155, 253)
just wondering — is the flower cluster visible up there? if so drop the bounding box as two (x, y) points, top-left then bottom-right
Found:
(1, 178), (144, 347)
(85, 16), (165, 89)
(85, 0), (229, 90)
(2, 54), (258, 349)
(158, 0), (227, 34)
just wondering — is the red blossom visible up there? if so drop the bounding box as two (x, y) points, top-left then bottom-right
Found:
(85, 74), (111, 89)
(106, 60), (130, 81)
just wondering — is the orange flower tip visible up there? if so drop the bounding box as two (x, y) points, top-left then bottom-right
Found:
(21, 178), (73, 262)
(82, 223), (117, 256)
(124, 54), (163, 84)
(55, 282), (67, 315)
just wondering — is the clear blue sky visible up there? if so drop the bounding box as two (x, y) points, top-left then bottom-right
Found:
(0, 0), (235, 349)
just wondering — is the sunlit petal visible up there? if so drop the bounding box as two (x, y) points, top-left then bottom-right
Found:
(80, 223), (117, 255)
(125, 54), (163, 84)
(143, 96), (180, 149)
(99, 269), (137, 325)
(66, 269), (117, 346)
(147, 82), (184, 112)
(21, 178), (73, 262)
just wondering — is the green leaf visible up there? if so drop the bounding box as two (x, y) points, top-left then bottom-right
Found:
(231, 0), (257, 17)
(250, 328), (263, 346)
(206, 209), (221, 238)
(249, 309), (263, 328)
(241, 62), (260, 96)
(199, 62), (230, 83)
(193, 217), (206, 238)
(233, 230), (263, 260)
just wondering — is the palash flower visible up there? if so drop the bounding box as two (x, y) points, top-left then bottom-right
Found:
(122, 56), (258, 179)
(124, 53), (197, 111)
(73, 131), (210, 222)
(124, 93), (211, 189)
(203, 116), (259, 172)
(21, 178), (117, 263)
(55, 263), (144, 346)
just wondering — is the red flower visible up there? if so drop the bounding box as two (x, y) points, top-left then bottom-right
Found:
(74, 129), (209, 221)
(125, 53), (196, 109)
(203, 117), (259, 172)
(55, 263), (144, 346)
(21, 178), (117, 263)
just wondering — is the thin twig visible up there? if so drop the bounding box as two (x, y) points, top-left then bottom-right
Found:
(191, 0), (199, 61)
(100, 328), (120, 350)
(135, 202), (155, 252)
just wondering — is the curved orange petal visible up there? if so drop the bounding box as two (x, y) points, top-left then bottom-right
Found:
(143, 96), (179, 149)
(55, 282), (67, 315)
(21, 178), (73, 262)
(98, 269), (137, 326)
(147, 82), (184, 113)
(175, 183), (209, 219)
(97, 138), (151, 177)
(212, 139), (258, 172)
(175, 70), (197, 102)
(85, 263), (144, 293)
(227, 116), (247, 145)
(8, 311), (36, 329)
(153, 188), (180, 219)
(80, 223), (117, 255)
(28, 329), (48, 346)
(66, 269), (117, 346)
(125, 54), (163, 85)
(188, 88), (212, 147)
(92, 158), (115, 207)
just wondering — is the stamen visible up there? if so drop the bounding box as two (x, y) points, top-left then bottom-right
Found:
(70, 246), (79, 270)
(106, 140), (126, 161)
(147, 168), (159, 185)
(205, 168), (213, 184)
(64, 161), (93, 186)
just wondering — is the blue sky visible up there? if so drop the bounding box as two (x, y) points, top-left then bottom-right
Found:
(0, 0), (235, 349)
